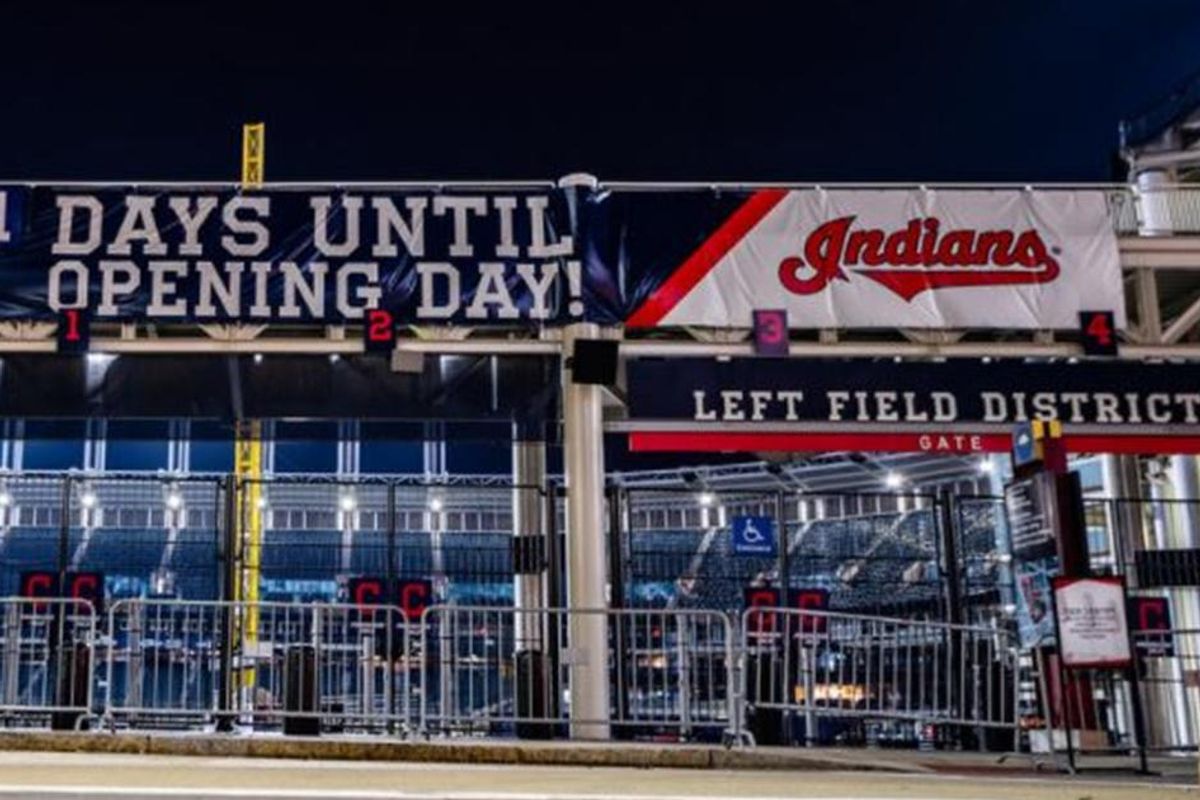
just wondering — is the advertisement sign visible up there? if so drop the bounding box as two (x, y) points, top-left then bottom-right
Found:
(1005, 474), (1060, 561)
(0, 184), (1123, 330)
(1053, 576), (1133, 669)
(623, 188), (1123, 330)
(624, 357), (1200, 455)
(1129, 595), (1175, 657)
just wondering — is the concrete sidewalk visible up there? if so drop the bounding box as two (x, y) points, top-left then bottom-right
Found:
(0, 750), (1193, 800)
(0, 731), (1193, 783)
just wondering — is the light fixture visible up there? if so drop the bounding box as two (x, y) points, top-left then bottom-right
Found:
(79, 490), (98, 509)
(253, 353), (264, 365)
(339, 494), (357, 513)
(255, 496), (268, 510)
(977, 458), (995, 475)
(697, 492), (716, 508)
(0, 491), (11, 507)
(329, 353), (340, 364)
(165, 491), (184, 511)
(884, 472), (903, 490)
(429, 496), (444, 513)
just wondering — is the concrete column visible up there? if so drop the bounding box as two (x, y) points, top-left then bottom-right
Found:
(562, 323), (611, 739)
(513, 426), (546, 648)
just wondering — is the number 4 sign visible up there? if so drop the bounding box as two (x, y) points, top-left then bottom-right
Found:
(1079, 310), (1118, 357)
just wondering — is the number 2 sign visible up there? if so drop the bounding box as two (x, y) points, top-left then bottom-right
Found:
(753, 309), (789, 357)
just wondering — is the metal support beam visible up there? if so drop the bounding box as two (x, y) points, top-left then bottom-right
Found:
(513, 428), (546, 649)
(562, 323), (611, 740)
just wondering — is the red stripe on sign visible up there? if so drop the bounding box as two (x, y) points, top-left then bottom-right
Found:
(625, 189), (789, 328)
(628, 431), (1200, 456)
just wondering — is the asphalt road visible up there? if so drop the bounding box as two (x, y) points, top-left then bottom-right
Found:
(0, 751), (1193, 800)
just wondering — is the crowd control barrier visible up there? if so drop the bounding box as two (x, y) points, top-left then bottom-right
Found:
(739, 606), (1020, 748)
(102, 599), (415, 734)
(0, 598), (97, 729)
(419, 605), (737, 742)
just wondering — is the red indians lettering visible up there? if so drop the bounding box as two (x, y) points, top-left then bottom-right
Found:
(778, 216), (1060, 301)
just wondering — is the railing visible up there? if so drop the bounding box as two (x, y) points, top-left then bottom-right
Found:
(1035, 628), (1200, 756)
(420, 606), (737, 742)
(739, 607), (1020, 749)
(0, 595), (1195, 754)
(0, 598), (96, 728)
(102, 599), (416, 734)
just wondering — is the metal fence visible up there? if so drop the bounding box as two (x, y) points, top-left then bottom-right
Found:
(0, 595), (1193, 754)
(420, 605), (737, 742)
(0, 598), (96, 728)
(619, 488), (1005, 623)
(102, 599), (416, 734)
(739, 606), (1019, 749)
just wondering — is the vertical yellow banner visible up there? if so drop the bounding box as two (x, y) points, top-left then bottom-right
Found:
(241, 123), (265, 188)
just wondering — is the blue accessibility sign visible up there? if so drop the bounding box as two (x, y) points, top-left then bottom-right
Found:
(731, 515), (777, 556)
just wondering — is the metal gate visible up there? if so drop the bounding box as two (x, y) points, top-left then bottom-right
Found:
(617, 488), (1011, 623)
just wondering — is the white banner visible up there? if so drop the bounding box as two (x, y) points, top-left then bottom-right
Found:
(655, 190), (1124, 329)
(1054, 577), (1132, 669)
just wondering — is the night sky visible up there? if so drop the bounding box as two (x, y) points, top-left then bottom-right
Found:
(1, 1), (1198, 183)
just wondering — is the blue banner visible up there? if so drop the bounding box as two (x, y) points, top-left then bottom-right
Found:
(0, 185), (617, 325)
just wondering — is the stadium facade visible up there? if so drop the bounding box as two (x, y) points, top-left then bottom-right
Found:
(0, 100), (1196, 752)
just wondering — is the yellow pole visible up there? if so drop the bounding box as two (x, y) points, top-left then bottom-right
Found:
(235, 123), (265, 697)
(234, 420), (264, 691)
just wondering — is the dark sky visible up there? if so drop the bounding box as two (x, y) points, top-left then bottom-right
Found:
(2, 1), (1198, 183)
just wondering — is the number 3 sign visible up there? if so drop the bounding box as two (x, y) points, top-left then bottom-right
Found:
(753, 309), (789, 357)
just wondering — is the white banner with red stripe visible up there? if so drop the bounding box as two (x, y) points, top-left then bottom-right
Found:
(626, 189), (1123, 329)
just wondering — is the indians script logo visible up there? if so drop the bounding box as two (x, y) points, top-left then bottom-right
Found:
(778, 216), (1061, 301)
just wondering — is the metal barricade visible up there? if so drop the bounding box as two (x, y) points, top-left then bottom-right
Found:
(103, 599), (415, 734)
(0, 598), (96, 728)
(739, 607), (1019, 749)
(419, 606), (736, 742)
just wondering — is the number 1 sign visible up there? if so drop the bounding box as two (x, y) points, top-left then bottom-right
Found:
(753, 309), (789, 357)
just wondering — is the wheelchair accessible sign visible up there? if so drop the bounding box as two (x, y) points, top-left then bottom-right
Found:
(731, 515), (777, 557)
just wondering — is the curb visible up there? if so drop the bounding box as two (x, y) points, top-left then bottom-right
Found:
(0, 732), (915, 772)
